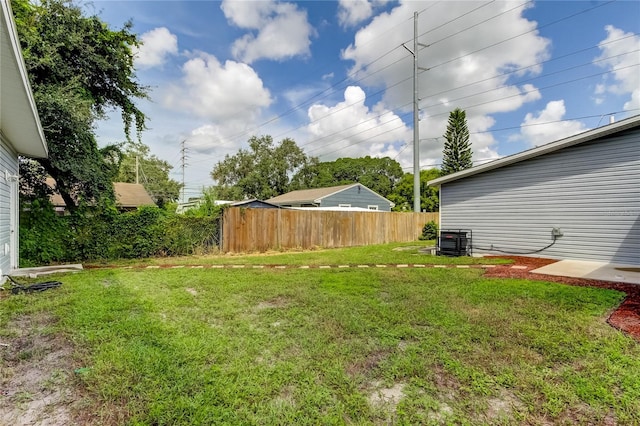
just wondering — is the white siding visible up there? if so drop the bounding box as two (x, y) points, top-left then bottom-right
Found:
(0, 136), (19, 274)
(440, 130), (640, 265)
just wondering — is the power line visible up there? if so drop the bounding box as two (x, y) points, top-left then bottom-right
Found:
(422, 33), (638, 101)
(176, 1), (634, 183)
(425, 0), (616, 72)
(220, 0), (624, 159)
(420, 53), (640, 112)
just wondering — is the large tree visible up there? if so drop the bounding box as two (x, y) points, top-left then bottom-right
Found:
(115, 143), (182, 207)
(291, 156), (403, 198)
(211, 136), (315, 200)
(12, 0), (146, 211)
(387, 168), (440, 212)
(441, 108), (473, 175)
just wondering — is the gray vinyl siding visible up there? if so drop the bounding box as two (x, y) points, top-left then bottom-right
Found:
(320, 185), (393, 211)
(0, 137), (19, 275)
(440, 129), (640, 265)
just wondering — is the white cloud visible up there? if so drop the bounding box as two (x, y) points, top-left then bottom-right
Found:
(305, 86), (411, 159)
(221, 0), (314, 63)
(339, 0), (551, 161)
(163, 52), (272, 122)
(518, 100), (587, 147)
(338, 0), (392, 28)
(594, 25), (640, 111)
(133, 27), (178, 69)
(337, 0), (373, 28)
(185, 124), (241, 156)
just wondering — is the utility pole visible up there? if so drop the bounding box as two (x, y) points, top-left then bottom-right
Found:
(180, 140), (188, 203)
(403, 12), (428, 212)
(412, 12), (420, 212)
(135, 156), (139, 184)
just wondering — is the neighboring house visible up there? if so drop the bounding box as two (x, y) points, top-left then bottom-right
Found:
(113, 182), (156, 210)
(428, 115), (640, 265)
(230, 199), (280, 209)
(177, 198), (280, 214)
(48, 179), (156, 213)
(1, 0), (48, 274)
(267, 183), (395, 212)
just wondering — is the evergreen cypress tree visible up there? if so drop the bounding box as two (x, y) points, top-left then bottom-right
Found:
(441, 108), (473, 175)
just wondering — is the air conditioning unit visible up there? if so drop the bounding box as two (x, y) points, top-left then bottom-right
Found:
(437, 229), (472, 257)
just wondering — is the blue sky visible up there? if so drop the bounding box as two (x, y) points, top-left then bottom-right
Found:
(91, 0), (640, 200)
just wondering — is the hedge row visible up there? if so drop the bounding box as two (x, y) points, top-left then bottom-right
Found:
(19, 204), (220, 267)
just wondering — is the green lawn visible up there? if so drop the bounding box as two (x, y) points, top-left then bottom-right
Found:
(85, 241), (511, 268)
(1, 246), (639, 425)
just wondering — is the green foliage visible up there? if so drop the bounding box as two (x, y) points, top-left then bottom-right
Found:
(291, 156), (403, 198)
(19, 200), (70, 266)
(115, 143), (182, 207)
(12, 0), (147, 210)
(388, 168), (440, 212)
(19, 206), (221, 265)
(441, 108), (473, 175)
(419, 220), (439, 240)
(184, 187), (223, 217)
(211, 135), (316, 200)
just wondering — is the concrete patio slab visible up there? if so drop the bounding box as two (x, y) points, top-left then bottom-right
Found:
(10, 264), (83, 278)
(531, 260), (640, 285)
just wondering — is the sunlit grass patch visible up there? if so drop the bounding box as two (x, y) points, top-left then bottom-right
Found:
(1, 264), (638, 425)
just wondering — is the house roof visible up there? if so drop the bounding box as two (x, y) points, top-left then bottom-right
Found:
(230, 199), (281, 208)
(428, 114), (640, 187)
(113, 182), (155, 208)
(48, 179), (155, 209)
(0, 0), (47, 158)
(266, 184), (369, 205)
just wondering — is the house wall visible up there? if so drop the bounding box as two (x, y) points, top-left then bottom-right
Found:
(439, 129), (639, 265)
(321, 185), (393, 211)
(0, 136), (19, 274)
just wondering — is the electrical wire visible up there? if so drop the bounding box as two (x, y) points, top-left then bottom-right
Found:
(172, 1), (634, 189)
(426, 0), (616, 72)
(472, 235), (558, 255)
(184, 4), (631, 166)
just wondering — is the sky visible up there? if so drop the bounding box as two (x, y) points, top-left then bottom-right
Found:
(90, 0), (640, 201)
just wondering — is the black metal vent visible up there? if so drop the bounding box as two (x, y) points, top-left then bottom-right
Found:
(437, 230), (472, 257)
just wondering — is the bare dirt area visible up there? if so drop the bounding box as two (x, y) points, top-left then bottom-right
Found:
(0, 313), (81, 426)
(484, 256), (640, 341)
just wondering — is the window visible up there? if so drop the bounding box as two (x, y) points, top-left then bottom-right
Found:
(338, 204), (351, 208)
(367, 205), (379, 211)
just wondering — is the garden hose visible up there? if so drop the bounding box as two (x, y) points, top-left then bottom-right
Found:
(2, 275), (62, 294)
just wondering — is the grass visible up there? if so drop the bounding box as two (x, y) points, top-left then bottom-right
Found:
(1, 244), (639, 425)
(84, 241), (511, 268)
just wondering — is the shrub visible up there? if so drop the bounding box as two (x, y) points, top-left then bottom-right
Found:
(419, 220), (438, 241)
(19, 204), (222, 266)
(19, 200), (70, 266)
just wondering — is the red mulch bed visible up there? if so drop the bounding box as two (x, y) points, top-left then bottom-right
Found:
(484, 256), (640, 341)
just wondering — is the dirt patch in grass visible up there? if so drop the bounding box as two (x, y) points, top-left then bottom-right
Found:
(255, 296), (290, 310)
(484, 256), (640, 341)
(368, 381), (405, 407)
(485, 388), (524, 421)
(0, 313), (81, 426)
(346, 348), (392, 379)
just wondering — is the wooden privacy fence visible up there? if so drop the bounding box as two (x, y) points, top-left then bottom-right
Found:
(221, 208), (438, 252)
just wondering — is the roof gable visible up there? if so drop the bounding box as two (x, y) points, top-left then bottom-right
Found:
(47, 178), (155, 209)
(266, 184), (358, 204)
(0, 0), (47, 158)
(428, 114), (640, 187)
(113, 182), (155, 208)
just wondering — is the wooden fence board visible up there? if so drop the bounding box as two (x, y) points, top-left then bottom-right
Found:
(222, 208), (438, 252)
